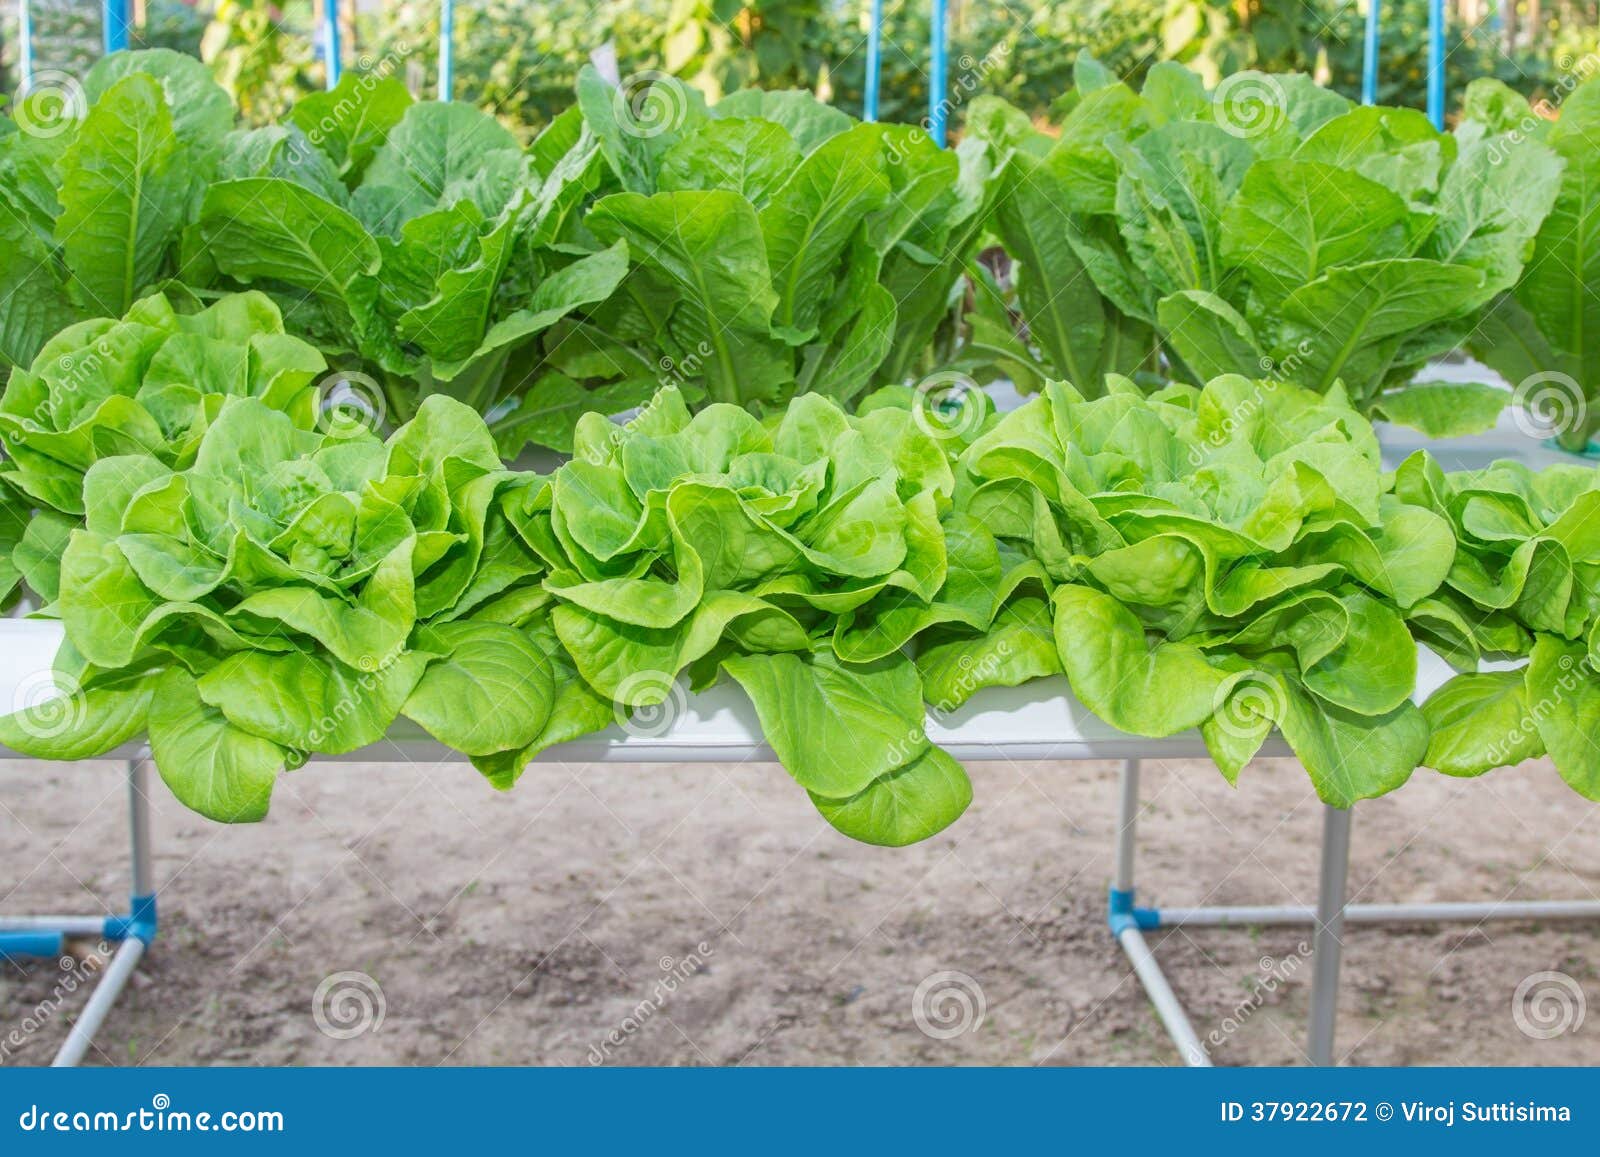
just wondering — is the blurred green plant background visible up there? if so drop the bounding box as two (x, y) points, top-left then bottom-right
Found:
(3, 0), (1598, 135)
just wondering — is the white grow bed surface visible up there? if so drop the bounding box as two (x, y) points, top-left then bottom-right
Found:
(0, 618), (1472, 766)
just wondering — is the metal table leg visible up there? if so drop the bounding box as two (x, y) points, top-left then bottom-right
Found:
(1306, 805), (1353, 1066)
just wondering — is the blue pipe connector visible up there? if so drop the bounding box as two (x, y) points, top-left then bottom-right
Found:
(103, 893), (158, 946)
(0, 930), (66, 960)
(1107, 887), (1161, 936)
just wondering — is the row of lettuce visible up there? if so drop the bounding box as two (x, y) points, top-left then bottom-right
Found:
(1, 52), (1599, 843)
(3, 49), (1600, 455)
(0, 363), (1596, 844)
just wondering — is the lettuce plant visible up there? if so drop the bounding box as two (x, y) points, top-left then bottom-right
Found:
(1400, 453), (1600, 796)
(5, 372), (1600, 843)
(944, 374), (1448, 803)
(0, 50), (234, 370)
(196, 74), (630, 424)
(0, 291), (326, 600)
(0, 476), (29, 608)
(968, 60), (1563, 436)
(498, 385), (984, 844)
(941, 372), (1600, 807)
(505, 68), (1000, 455)
(1470, 77), (1600, 453)
(0, 393), (558, 821)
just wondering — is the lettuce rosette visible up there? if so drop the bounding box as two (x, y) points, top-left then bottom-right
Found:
(1398, 453), (1600, 797)
(0, 394), (558, 821)
(0, 291), (327, 601)
(500, 385), (983, 845)
(967, 59), (1563, 435)
(938, 374), (1460, 805)
(197, 80), (631, 423)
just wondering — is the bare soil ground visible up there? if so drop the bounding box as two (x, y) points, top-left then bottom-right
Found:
(3, 751), (1598, 1067)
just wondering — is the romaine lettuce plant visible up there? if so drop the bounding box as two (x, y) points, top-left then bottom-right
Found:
(197, 73), (630, 425)
(1470, 77), (1600, 453)
(502, 67), (1001, 455)
(0, 49), (234, 371)
(967, 59), (1564, 436)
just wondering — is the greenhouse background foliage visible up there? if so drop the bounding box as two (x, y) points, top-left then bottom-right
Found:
(6, 1), (1600, 132)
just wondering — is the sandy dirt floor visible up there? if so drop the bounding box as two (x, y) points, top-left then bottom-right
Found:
(3, 749), (1598, 1067)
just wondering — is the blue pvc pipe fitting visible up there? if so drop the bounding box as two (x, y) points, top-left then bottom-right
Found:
(1107, 887), (1161, 936)
(104, 893), (158, 946)
(0, 930), (66, 960)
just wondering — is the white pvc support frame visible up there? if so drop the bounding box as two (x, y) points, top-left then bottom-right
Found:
(0, 757), (154, 1067)
(49, 756), (154, 1067)
(1114, 757), (1600, 1067)
(1112, 759), (1212, 1066)
(52, 939), (146, 1067)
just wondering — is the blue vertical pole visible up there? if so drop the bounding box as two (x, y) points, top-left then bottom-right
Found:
(19, 0), (35, 85)
(102, 0), (130, 53)
(928, 0), (948, 145)
(1426, 0), (1446, 128)
(439, 0), (455, 100)
(863, 0), (883, 122)
(323, 0), (342, 89)
(1361, 0), (1381, 106)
